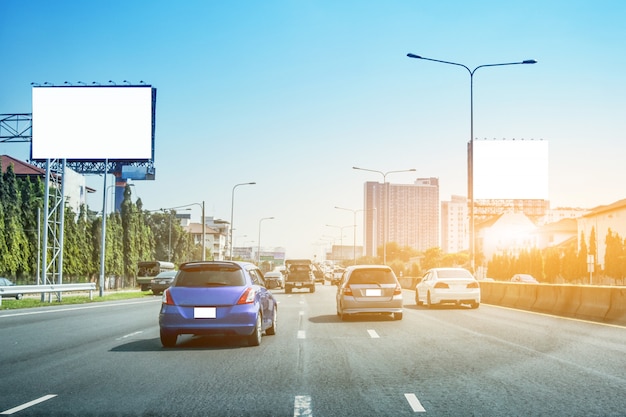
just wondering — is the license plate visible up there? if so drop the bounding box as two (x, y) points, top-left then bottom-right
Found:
(365, 289), (382, 296)
(295, 282), (303, 287)
(194, 307), (216, 319)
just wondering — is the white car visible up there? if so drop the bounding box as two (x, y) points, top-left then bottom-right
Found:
(415, 267), (480, 309)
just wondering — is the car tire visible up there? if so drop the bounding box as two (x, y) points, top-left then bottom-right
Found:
(16, 293), (23, 300)
(395, 312), (403, 320)
(427, 292), (436, 309)
(470, 301), (480, 309)
(285, 286), (292, 294)
(247, 313), (262, 346)
(160, 330), (177, 348)
(310, 285), (315, 293)
(340, 311), (349, 321)
(415, 290), (422, 306)
(266, 307), (277, 336)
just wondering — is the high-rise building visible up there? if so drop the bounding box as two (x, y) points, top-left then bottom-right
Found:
(441, 195), (468, 253)
(362, 178), (440, 257)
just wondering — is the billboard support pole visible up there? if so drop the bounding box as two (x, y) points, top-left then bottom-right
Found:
(99, 159), (108, 297)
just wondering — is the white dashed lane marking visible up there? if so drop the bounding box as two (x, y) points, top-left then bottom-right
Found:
(404, 393), (426, 412)
(293, 395), (312, 417)
(1, 394), (57, 415)
(367, 329), (380, 338)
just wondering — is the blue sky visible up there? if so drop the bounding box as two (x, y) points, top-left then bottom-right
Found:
(2, 1), (625, 259)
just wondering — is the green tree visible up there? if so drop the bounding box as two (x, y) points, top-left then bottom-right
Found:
(2, 164), (30, 276)
(604, 229), (625, 284)
(543, 247), (561, 283)
(421, 247), (443, 271)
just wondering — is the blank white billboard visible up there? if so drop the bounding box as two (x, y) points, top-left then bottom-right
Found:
(31, 86), (155, 160)
(473, 139), (548, 200)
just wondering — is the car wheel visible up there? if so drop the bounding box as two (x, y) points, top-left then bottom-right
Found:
(310, 285), (315, 293)
(415, 290), (422, 306)
(470, 301), (480, 309)
(285, 286), (292, 294)
(16, 293), (23, 300)
(395, 312), (403, 320)
(427, 292), (435, 309)
(247, 313), (262, 346)
(152, 290), (161, 296)
(266, 307), (277, 336)
(160, 330), (177, 348)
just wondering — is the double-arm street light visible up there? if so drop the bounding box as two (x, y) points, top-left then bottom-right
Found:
(257, 217), (275, 264)
(352, 166), (416, 265)
(230, 182), (256, 260)
(406, 53), (536, 270)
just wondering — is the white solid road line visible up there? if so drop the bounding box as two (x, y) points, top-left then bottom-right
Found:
(367, 329), (380, 338)
(404, 393), (426, 412)
(293, 395), (312, 417)
(1, 394), (57, 415)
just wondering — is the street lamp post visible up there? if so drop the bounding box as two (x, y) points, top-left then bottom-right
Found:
(159, 202), (205, 260)
(230, 182), (256, 260)
(325, 224), (351, 261)
(161, 207), (192, 262)
(257, 217), (275, 264)
(335, 206), (364, 265)
(352, 167), (416, 264)
(406, 53), (536, 271)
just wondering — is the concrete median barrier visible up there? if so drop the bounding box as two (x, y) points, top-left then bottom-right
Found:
(553, 285), (582, 318)
(514, 284), (538, 310)
(532, 285), (559, 314)
(575, 286), (612, 322)
(500, 283), (521, 308)
(604, 287), (626, 325)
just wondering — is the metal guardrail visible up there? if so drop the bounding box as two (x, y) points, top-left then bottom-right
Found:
(0, 283), (96, 306)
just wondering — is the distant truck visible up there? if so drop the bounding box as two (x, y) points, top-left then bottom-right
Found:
(284, 259), (316, 293)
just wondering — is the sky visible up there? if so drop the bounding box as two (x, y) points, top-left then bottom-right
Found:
(1, 1), (626, 259)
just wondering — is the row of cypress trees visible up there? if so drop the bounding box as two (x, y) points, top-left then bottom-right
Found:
(0, 162), (202, 286)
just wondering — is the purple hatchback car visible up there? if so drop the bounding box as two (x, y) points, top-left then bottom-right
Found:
(159, 261), (277, 347)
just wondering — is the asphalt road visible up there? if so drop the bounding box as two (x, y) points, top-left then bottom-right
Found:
(1, 284), (625, 416)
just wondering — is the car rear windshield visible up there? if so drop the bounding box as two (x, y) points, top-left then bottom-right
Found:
(438, 269), (474, 279)
(175, 266), (245, 287)
(348, 269), (396, 285)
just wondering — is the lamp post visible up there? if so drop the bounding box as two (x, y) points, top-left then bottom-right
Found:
(160, 207), (192, 262)
(158, 202), (205, 260)
(325, 224), (351, 262)
(230, 182), (256, 260)
(335, 206), (364, 265)
(406, 53), (536, 271)
(257, 217), (275, 264)
(352, 167), (416, 264)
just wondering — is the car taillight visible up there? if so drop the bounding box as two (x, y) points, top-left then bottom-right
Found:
(393, 285), (402, 295)
(237, 287), (256, 305)
(343, 286), (353, 296)
(162, 289), (175, 305)
(467, 281), (480, 289)
(434, 282), (449, 289)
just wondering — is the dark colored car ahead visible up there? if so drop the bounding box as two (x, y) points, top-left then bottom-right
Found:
(159, 261), (277, 347)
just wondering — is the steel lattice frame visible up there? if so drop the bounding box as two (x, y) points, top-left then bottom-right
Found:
(1, 113), (155, 290)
